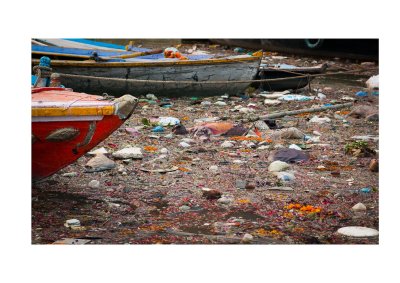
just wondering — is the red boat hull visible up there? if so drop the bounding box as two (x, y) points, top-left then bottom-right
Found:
(32, 115), (123, 180)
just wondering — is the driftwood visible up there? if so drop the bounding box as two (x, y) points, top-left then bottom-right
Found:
(249, 102), (353, 122)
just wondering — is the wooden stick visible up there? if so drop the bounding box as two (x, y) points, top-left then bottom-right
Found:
(249, 102), (353, 122)
(108, 49), (163, 59)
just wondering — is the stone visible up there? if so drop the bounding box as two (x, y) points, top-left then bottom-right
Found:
(87, 147), (108, 156)
(235, 179), (247, 189)
(352, 203), (367, 212)
(337, 226), (379, 237)
(254, 120), (270, 130)
(242, 233), (253, 243)
(202, 188), (222, 200)
(62, 172), (78, 177)
(268, 160), (290, 172)
(264, 99), (282, 106)
(209, 165), (219, 173)
(317, 93), (326, 100)
(214, 101), (227, 106)
(239, 107), (255, 114)
(289, 144), (302, 150)
(160, 148), (169, 154)
(179, 205), (191, 212)
(217, 197), (233, 204)
(221, 141), (235, 148)
(112, 147), (143, 159)
(245, 183), (256, 190)
(179, 142), (191, 148)
(85, 154), (116, 172)
(88, 180), (100, 189)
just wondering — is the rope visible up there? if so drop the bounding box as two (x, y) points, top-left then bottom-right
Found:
(57, 67), (378, 85)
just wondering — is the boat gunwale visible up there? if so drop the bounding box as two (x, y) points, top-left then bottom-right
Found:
(31, 55), (261, 68)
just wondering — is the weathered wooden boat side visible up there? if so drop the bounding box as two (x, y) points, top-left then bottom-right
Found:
(32, 87), (137, 180)
(32, 56), (261, 96)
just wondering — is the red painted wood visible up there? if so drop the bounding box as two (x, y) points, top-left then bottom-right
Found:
(32, 115), (123, 180)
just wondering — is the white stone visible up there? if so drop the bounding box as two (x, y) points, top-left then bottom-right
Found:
(201, 101), (212, 106)
(160, 148), (169, 154)
(352, 203), (367, 212)
(179, 142), (191, 148)
(62, 172), (78, 177)
(217, 197), (233, 204)
(209, 165), (219, 172)
(214, 101), (227, 106)
(88, 180), (100, 189)
(233, 159), (245, 164)
(112, 147), (143, 159)
(264, 99), (282, 106)
(337, 226), (379, 237)
(239, 107), (254, 113)
(242, 233), (254, 243)
(221, 141), (235, 148)
(88, 147), (108, 156)
(309, 116), (331, 123)
(289, 144), (302, 150)
(268, 161), (290, 172)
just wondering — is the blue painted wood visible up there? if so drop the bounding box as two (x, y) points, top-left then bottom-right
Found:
(32, 45), (133, 57)
(62, 38), (150, 52)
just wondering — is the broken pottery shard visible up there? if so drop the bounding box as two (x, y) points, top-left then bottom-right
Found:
(337, 226), (379, 237)
(271, 148), (309, 163)
(268, 160), (290, 172)
(85, 154), (116, 172)
(112, 147), (143, 159)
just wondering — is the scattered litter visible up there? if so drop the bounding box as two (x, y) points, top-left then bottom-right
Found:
(64, 219), (80, 228)
(125, 128), (141, 137)
(366, 75), (379, 90)
(62, 172), (78, 177)
(267, 186), (294, 191)
(289, 144), (302, 150)
(279, 95), (313, 101)
(152, 125), (164, 133)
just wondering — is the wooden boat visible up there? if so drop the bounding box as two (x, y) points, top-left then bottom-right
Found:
(31, 54), (261, 96)
(210, 39), (378, 61)
(32, 87), (138, 180)
(254, 63), (328, 91)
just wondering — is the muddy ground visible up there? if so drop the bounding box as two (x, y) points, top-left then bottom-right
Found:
(32, 45), (379, 244)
